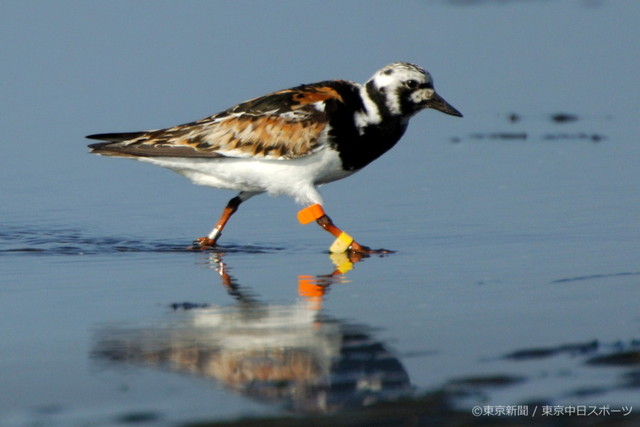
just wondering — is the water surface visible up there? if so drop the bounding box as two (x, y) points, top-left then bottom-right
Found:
(1, 1), (639, 425)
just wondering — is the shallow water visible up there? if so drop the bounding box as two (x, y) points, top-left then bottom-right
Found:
(2, 1), (640, 426)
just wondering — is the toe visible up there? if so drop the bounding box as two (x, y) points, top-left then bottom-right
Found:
(348, 241), (394, 255)
(189, 237), (217, 250)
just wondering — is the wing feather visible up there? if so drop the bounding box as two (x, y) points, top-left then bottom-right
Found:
(87, 81), (350, 160)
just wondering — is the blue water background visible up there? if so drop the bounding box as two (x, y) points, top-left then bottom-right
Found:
(1, 1), (639, 425)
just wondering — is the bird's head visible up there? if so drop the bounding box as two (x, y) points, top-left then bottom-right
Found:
(366, 62), (462, 119)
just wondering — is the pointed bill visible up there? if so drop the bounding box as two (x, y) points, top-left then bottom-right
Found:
(428, 92), (463, 117)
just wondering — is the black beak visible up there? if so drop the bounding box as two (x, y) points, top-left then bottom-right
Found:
(428, 92), (463, 117)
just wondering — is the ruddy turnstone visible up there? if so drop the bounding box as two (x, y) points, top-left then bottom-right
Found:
(87, 62), (462, 253)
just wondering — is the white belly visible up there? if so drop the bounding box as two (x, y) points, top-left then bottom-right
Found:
(138, 148), (353, 205)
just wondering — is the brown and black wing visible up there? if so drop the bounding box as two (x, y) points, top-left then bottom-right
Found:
(87, 81), (352, 160)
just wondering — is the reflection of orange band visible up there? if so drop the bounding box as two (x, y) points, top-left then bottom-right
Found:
(297, 204), (325, 225)
(298, 275), (326, 298)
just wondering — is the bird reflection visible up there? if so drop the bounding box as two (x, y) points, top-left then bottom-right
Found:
(92, 252), (411, 414)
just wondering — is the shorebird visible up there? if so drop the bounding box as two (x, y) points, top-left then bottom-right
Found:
(88, 62), (462, 253)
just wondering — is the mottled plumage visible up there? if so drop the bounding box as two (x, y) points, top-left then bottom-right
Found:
(88, 83), (347, 160)
(88, 62), (462, 253)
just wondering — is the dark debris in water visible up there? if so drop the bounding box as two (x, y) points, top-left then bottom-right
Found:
(502, 339), (640, 367)
(503, 340), (600, 361)
(463, 131), (605, 143)
(506, 111), (585, 125)
(543, 132), (605, 143)
(469, 132), (528, 141)
(170, 302), (212, 311)
(451, 111), (607, 144)
(587, 350), (640, 367)
(446, 374), (525, 388)
(507, 112), (521, 123)
(551, 271), (640, 284)
(550, 112), (580, 123)
(115, 411), (162, 424)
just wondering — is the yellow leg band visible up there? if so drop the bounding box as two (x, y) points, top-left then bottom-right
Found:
(329, 232), (354, 253)
(297, 204), (325, 225)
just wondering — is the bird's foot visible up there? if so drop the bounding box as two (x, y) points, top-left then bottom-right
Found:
(188, 237), (218, 250)
(348, 241), (395, 255)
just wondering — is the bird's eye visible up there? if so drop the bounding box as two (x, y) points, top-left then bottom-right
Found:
(405, 79), (419, 89)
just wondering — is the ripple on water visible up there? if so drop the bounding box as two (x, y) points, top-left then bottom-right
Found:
(0, 225), (285, 256)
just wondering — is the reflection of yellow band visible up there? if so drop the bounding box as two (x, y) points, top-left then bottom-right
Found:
(329, 232), (354, 253)
(297, 204), (325, 225)
(330, 252), (353, 274)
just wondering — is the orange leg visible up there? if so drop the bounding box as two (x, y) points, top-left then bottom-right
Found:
(298, 204), (391, 254)
(315, 214), (375, 254)
(316, 214), (393, 254)
(192, 196), (242, 249)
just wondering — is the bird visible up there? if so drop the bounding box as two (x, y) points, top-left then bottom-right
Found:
(87, 62), (462, 254)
